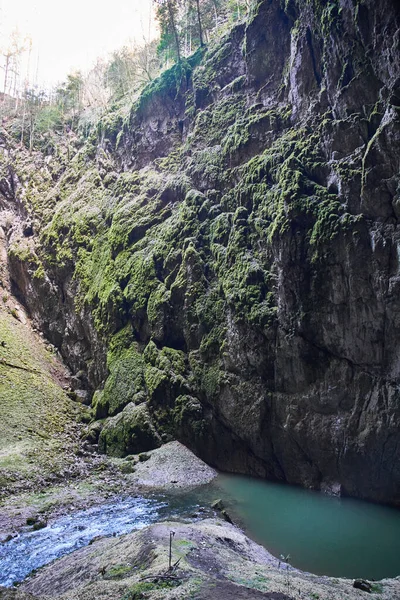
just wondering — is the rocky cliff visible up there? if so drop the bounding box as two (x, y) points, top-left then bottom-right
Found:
(1, 0), (400, 504)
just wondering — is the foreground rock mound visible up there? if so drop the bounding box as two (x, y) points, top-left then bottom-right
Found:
(0, 519), (396, 600)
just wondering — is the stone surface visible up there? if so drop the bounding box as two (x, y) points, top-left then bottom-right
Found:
(126, 440), (217, 489)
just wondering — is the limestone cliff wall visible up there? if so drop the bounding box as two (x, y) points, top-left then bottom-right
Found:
(2, 0), (400, 504)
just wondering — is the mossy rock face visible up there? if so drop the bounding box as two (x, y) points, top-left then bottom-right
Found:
(2, 0), (400, 506)
(173, 394), (206, 441)
(98, 403), (161, 458)
(93, 345), (145, 419)
(81, 420), (104, 444)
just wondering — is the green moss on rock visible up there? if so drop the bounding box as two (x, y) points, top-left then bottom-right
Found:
(98, 403), (161, 458)
(94, 345), (145, 418)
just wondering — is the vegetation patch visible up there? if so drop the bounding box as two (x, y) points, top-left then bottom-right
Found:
(121, 577), (181, 600)
(104, 563), (134, 579)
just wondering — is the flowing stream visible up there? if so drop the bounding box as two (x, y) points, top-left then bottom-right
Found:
(1, 475), (400, 587)
(0, 490), (214, 587)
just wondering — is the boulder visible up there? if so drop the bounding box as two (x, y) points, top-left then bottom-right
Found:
(353, 579), (373, 593)
(98, 403), (161, 458)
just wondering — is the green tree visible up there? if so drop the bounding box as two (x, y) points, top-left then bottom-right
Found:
(155, 0), (182, 63)
(55, 71), (83, 131)
(23, 87), (47, 151)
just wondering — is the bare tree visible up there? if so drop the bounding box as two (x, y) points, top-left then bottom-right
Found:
(1, 29), (29, 99)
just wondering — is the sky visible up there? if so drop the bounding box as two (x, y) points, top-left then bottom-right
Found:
(0, 0), (156, 90)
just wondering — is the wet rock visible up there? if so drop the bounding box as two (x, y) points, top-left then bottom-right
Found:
(82, 420), (104, 444)
(23, 223), (33, 237)
(79, 410), (92, 424)
(74, 389), (90, 405)
(124, 454), (138, 462)
(119, 462), (136, 474)
(221, 509), (233, 524)
(211, 499), (225, 511)
(69, 375), (83, 391)
(138, 452), (150, 462)
(353, 579), (373, 592)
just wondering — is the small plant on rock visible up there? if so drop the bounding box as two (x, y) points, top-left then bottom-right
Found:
(279, 553), (292, 596)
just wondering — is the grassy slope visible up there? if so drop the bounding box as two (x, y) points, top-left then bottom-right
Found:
(0, 306), (86, 497)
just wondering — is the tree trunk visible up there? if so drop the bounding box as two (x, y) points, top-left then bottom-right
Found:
(20, 103), (26, 146)
(212, 0), (219, 28)
(167, 0), (181, 63)
(195, 0), (204, 46)
(3, 55), (10, 97)
(29, 114), (34, 153)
